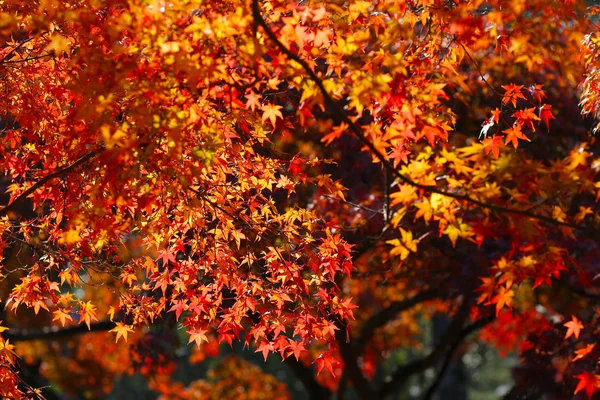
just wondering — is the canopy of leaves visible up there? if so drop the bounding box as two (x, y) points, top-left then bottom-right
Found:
(0, 0), (599, 399)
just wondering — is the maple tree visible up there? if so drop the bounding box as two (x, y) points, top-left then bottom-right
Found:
(0, 0), (599, 399)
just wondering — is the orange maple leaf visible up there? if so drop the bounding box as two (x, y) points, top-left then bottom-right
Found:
(503, 123), (529, 149)
(255, 341), (274, 361)
(52, 309), (73, 327)
(573, 344), (595, 361)
(245, 91), (261, 111)
(78, 301), (98, 330)
(501, 84), (526, 107)
(493, 286), (514, 315)
(261, 104), (283, 127)
(512, 108), (540, 131)
(188, 329), (209, 347)
(564, 315), (584, 339)
(287, 339), (306, 361)
(483, 135), (503, 158)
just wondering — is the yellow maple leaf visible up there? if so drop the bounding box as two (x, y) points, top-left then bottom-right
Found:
(110, 322), (134, 343)
(53, 309), (73, 327)
(78, 301), (98, 329)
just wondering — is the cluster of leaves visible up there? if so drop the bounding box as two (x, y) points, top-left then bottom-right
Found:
(0, 0), (599, 399)
(158, 355), (290, 400)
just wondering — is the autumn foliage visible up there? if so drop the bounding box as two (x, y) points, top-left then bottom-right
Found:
(0, 0), (599, 399)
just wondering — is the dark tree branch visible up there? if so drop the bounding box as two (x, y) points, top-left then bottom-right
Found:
(335, 325), (376, 400)
(5, 319), (115, 342)
(0, 147), (103, 218)
(283, 357), (331, 400)
(17, 361), (62, 400)
(251, 0), (597, 238)
(336, 289), (438, 400)
(0, 37), (34, 64)
(379, 312), (493, 398)
(421, 316), (494, 400)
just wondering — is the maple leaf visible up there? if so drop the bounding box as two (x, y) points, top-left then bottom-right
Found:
(564, 315), (584, 339)
(539, 104), (555, 130)
(574, 371), (600, 399)
(218, 331), (235, 347)
(245, 91), (261, 111)
(288, 154), (305, 178)
(261, 104), (283, 127)
(512, 108), (540, 131)
(52, 309), (73, 327)
(288, 339), (306, 361)
(110, 322), (134, 343)
(78, 301), (98, 330)
(501, 84), (526, 107)
(443, 221), (473, 247)
(168, 300), (187, 320)
(46, 34), (70, 55)
(188, 329), (209, 347)
(527, 84), (546, 103)
(156, 249), (176, 266)
(493, 286), (514, 315)
(255, 341), (274, 361)
(387, 228), (418, 260)
(573, 344), (595, 361)
(389, 143), (410, 167)
(482, 135), (503, 158)
(503, 123), (529, 149)
(314, 352), (339, 376)
(313, 29), (330, 48)
(321, 123), (347, 146)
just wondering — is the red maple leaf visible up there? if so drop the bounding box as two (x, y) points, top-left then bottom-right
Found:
(288, 154), (305, 178)
(539, 104), (555, 130)
(574, 371), (599, 399)
(314, 351), (340, 376)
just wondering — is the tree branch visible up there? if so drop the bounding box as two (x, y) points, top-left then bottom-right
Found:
(335, 325), (376, 400)
(250, 0), (597, 238)
(0, 147), (103, 218)
(421, 316), (494, 400)
(283, 357), (331, 400)
(335, 289), (438, 400)
(5, 319), (115, 342)
(378, 313), (493, 398)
